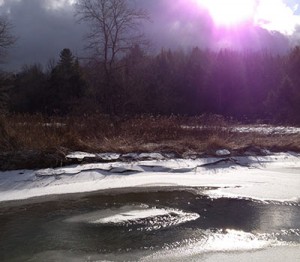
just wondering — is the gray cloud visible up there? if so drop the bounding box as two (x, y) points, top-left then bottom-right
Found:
(0, 0), (299, 71)
(141, 0), (294, 53)
(1, 0), (86, 71)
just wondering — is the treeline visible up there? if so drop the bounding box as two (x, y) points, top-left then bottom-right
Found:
(6, 49), (86, 115)
(3, 46), (300, 123)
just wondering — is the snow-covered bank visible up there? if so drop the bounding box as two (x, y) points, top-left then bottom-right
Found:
(0, 152), (299, 203)
(181, 124), (300, 135)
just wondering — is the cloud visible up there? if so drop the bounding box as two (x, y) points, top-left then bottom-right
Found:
(1, 0), (300, 71)
(1, 0), (86, 71)
(254, 0), (300, 35)
(142, 0), (294, 52)
(45, 0), (76, 10)
(140, 0), (214, 49)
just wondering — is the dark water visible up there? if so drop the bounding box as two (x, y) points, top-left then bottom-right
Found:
(0, 188), (299, 262)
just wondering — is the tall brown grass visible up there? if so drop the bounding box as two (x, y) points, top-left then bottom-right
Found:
(1, 113), (300, 155)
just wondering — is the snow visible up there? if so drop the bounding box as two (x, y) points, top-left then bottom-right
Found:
(233, 125), (300, 135)
(28, 226), (296, 261)
(216, 149), (231, 156)
(200, 247), (300, 262)
(97, 153), (121, 161)
(25, 246), (300, 262)
(66, 152), (97, 160)
(0, 153), (299, 203)
(142, 229), (282, 261)
(143, 245), (300, 262)
(65, 205), (199, 226)
(181, 124), (300, 135)
(65, 152), (165, 161)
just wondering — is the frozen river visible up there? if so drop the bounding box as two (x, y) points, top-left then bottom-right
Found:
(0, 188), (300, 262)
(0, 152), (300, 261)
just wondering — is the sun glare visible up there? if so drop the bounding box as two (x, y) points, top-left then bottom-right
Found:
(194, 0), (300, 34)
(196, 0), (256, 26)
(254, 0), (300, 35)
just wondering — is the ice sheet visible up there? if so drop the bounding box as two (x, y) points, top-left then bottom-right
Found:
(0, 153), (299, 203)
(142, 229), (285, 261)
(25, 246), (300, 262)
(65, 205), (200, 228)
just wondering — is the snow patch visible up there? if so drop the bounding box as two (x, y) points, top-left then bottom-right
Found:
(0, 153), (299, 203)
(233, 125), (300, 135)
(66, 152), (96, 160)
(142, 229), (284, 261)
(97, 153), (120, 161)
(65, 205), (200, 229)
(216, 149), (231, 156)
(181, 124), (300, 135)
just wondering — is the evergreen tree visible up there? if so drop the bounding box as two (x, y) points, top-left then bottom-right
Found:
(48, 48), (86, 114)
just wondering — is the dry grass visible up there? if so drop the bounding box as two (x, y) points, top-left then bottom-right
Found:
(1, 113), (300, 170)
(2, 113), (300, 157)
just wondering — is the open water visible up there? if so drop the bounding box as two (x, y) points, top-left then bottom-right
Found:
(0, 188), (299, 261)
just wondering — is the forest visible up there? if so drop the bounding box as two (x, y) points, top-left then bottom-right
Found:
(1, 0), (300, 160)
(1, 3), (300, 261)
(0, 0), (299, 125)
(2, 45), (300, 124)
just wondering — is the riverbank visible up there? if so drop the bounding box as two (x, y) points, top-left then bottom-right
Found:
(2, 114), (300, 171)
(1, 173), (299, 262)
(1, 152), (299, 262)
(0, 152), (299, 204)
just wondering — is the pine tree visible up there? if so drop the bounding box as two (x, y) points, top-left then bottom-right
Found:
(48, 48), (86, 114)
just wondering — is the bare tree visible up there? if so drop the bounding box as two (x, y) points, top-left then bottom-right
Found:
(0, 15), (15, 108)
(76, 0), (150, 113)
(76, 0), (149, 72)
(0, 16), (16, 150)
(0, 16), (15, 112)
(0, 16), (16, 60)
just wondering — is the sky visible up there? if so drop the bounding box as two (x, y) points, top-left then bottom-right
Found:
(0, 0), (300, 71)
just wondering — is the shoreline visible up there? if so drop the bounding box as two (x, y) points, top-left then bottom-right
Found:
(0, 186), (207, 207)
(0, 146), (297, 171)
(0, 152), (299, 205)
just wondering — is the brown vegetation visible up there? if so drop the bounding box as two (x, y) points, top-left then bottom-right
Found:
(1, 114), (300, 170)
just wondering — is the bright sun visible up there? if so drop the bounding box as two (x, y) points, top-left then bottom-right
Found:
(194, 0), (300, 35)
(195, 0), (256, 26)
